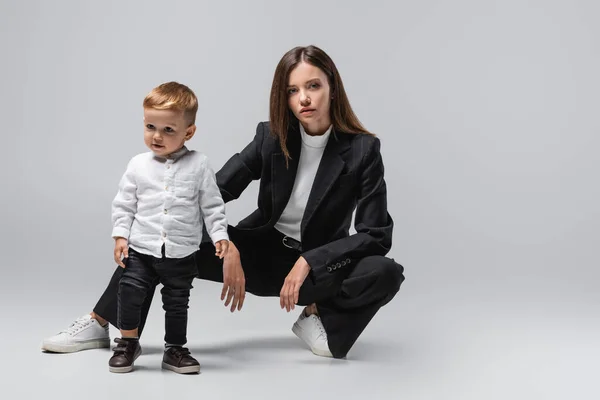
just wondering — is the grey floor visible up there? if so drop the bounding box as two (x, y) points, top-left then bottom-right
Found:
(4, 270), (598, 400)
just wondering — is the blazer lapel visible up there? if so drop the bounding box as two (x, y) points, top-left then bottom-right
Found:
(301, 130), (350, 237)
(271, 126), (301, 223)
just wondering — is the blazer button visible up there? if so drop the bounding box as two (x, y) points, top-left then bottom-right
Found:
(345, 258), (351, 264)
(327, 266), (332, 272)
(336, 263), (341, 268)
(341, 260), (346, 266)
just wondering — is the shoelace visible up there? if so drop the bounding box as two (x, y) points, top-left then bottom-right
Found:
(311, 315), (328, 341)
(61, 317), (91, 336)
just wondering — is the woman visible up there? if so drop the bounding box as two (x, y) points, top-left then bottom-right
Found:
(42, 45), (405, 360)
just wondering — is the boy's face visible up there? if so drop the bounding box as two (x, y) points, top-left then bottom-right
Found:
(143, 108), (196, 157)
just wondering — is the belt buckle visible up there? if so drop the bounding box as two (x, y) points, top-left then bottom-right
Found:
(282, 236), (301, 251)
(282, 236), (294, 249)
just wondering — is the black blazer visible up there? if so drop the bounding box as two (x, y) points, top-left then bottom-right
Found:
(216, 121), (394, 284)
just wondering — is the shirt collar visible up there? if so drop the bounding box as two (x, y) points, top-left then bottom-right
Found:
(158, 146), (189, 162)
(299, 123), (332, 149)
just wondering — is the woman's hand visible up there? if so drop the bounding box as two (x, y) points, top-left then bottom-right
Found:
(280, 256), (311, 312)
(221, 241), (246, 312)
(114, 237), (128, 268)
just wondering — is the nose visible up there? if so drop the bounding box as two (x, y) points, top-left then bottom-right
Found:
(299, 90), (311, 106)
(153, 131), (163, 141)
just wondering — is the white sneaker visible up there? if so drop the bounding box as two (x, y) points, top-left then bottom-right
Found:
(292, 311), (333, 358)
(42, 314), (110, 353)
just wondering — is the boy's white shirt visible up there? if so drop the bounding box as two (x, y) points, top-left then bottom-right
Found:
(111, 146), (229, 259)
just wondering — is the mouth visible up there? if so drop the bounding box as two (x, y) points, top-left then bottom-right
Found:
(300, 108), (316, 115)
(151, 143), (165, 149)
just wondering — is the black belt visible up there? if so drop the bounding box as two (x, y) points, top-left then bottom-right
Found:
(282, 236), (302, 251)
(274, 229), (302, 252)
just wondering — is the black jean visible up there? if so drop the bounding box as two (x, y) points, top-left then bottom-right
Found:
(96, 227), (405, 358)
(118, 246), (197, 346)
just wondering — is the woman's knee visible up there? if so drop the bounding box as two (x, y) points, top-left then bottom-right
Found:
(365, 255), (405, 294)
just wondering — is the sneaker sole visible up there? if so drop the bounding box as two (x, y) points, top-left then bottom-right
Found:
(109, 365), (134, 373)
(292, 323), (333, 358)
(41, 338), (110, 353)
(161, 362), (200, 374)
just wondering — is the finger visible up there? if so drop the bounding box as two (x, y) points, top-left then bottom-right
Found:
(293, 283), (300, 307)
(238, 286), (246, 311)
(280, 283), (287, 309)
(230, 290), (238, 313)
(224, 284), (235, 307)
(114, 251), (124, 268)
(123, 246), (129, 259)
(221, 282), (228, 301)
(282, 284), (288, 311)
(230, 280), (241, 312)
(284, 283), (292, 312)
(232, 279), (246, 312)
(229, 281), (238, 312)
(291, 283), (299, 311)
(218, 246), (226, 259)
(120, 249), (127, 268)
(288, 286), (295, 312)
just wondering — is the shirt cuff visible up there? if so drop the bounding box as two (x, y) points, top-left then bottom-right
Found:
(112, 227), (130, 239)
(210, 231), (229, 244)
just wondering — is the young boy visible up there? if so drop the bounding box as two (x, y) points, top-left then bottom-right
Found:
(108, 82), (229, 374)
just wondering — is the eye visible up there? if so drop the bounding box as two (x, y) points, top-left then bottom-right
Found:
(287, 88), (297, 95)
(309, 82), (321, 89)
(164, 127), (175, 133)
(146, 124), (155, 130)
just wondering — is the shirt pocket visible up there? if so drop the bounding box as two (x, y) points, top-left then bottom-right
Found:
(174, 173), (199, 198)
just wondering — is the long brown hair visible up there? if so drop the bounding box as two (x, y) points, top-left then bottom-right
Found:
(269, 45), (372, 163)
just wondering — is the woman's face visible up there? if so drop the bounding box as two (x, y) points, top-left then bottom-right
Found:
(287, 61), (332, 135)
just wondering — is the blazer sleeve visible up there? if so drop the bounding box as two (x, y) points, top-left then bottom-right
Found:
(301, 136), (393, 284)
(216, 122), (265, 203)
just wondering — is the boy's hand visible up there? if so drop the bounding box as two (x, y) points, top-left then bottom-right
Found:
(114, 237), (129, 268)
(215, 240), (229, 259)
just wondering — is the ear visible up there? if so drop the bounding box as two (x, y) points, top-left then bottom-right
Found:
(185, 124), (197, 140)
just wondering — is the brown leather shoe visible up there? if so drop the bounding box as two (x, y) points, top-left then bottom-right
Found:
(108, 338), (142, 373)
(162, 346), (200, 374)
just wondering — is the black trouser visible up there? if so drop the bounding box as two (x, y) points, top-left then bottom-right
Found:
(95, 227), (405, 358)
(118, 246), (197, 346)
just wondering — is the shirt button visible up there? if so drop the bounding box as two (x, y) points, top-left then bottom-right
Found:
(162, 232), (166, 237)
(167, 165), (171, 169)
(164, 209), (167, 214)
(165, 186), (168, 190)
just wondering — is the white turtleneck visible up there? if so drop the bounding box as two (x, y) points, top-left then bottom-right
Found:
(274, 123), (332, 242)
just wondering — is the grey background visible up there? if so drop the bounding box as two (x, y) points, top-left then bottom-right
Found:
(1, 0), (598, 399)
